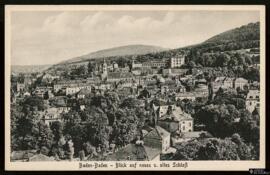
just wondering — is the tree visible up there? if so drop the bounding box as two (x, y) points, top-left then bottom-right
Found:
(13, 111), (40, 150)
(37, 120), (54, 154)
(171, 140), (203, 160)
(71, 65), (86, 76)
(50, 121), (63, 144)
(195, 104), (238, 138)
(22, 96), (46, 112)
(196, 138), (239, 160)
(88, 62), (96, 74)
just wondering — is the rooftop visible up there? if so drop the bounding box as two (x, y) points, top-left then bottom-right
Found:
(106, 143), (161, 161)
(107, 72), (133, 79)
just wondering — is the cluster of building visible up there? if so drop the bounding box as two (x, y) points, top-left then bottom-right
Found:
(11, 52), (260, 161)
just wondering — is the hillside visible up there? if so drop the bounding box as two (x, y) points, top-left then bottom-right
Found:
(48, 21), (260, 73)
(205, 22), (259, 44)
(12, 65), (52, 74)
(60, 44), (168, 64)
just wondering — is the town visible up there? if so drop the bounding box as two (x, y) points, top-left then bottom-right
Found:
(10, 19), (265, 162)
(10, 22), (261, 162)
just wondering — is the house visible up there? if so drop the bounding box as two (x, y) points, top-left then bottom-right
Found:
(143, 126), (171, 154)
(94, 83), (111, 91)
(107, 72), (134, 83)
(33, 86), (53, 98)
(28, 154), (55, 161)
(194, 83), (208, 95)
(132, 59), (143, 69)
(106, 142), (161, 161)
(162, 68), (188, 77)
(112, 62), (119, 71)
(158, 106), (193, 133)
(131, 69), (142, 76)
(153, 102), (176, 118)
(234, 77), (249, 90)
(213, 77), (234, 92)
(16, 82), (25, 92)
(171, 131), (212, 145)
(77, 88), (91, 99)
(66, 84), (92, 96)
(213, 77), (226, 92)
(54, 79), (98, 93)
(246, 90), (260, 113)
(42, 73), (60, 83)
(223, 77), (234, 89)
(23, 91), (31, 97)
(142, 60), (167, 68)
(11, 150), (37, 162)
(117, 87), (136, 98)
(170, 55), (185, 68)
(43, 101), (71, 126)
(175, 92), (196, 101)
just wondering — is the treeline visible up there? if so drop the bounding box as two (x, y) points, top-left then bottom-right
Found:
(170, 88), (260, 160)
(186, 50), (259, 68)
(11, 93), (153, 160)
(205, 22), (259, 43)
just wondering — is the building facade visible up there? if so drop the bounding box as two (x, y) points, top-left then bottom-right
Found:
(170, 56), (185, 68)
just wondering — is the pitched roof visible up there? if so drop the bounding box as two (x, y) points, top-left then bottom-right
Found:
(11, 150), (37, 160)
(159, 107), (193, 122)
(77, 88), (91, 95)
(182, 131), (212, 139)
(107, 72), (133, 79)
(28, 154), (55, 161)
(106, 144), (160, 161)
(214, 76), (226, 82)
(143, 145), (161, 160)
(145, 126), (170, 140)
(235, 77), (248, 82)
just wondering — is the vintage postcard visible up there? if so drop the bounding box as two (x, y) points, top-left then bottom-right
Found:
(5, 5), (266, 171)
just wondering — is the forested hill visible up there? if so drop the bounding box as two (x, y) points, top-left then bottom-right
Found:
(59, 44), (168, 64)
(186, 22), (260, 54)
(205, 22), (259, 44)
(47, 22), (260, 74)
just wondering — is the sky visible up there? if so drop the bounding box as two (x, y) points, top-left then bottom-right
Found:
(10, 10), (260, 65)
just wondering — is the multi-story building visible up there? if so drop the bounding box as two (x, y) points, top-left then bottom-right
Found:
(157, 106), (193, 133)
(246, 89), (260, 113)
(16, 82), (25, 92)
(213, 77), (234, 92)
(234, 77), (249, 90)
(107, 72), (134, 83)
(170, 55), (185, 68)
(144, 126), (171, 154)
(66, 84), (92, 95)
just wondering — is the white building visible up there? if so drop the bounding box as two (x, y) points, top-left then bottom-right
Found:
(234, 77), (249, 90)
(170, 55), (185, 68)
(158, 106), (194, 133)
(144, 126), (171, 154)
(66, 84), (92, 95)
(246, 90), (260, 113)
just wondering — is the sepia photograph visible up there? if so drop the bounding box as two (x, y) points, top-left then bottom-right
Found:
(5, 5), (266, 171)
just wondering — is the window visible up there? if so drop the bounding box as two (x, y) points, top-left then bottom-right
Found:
(256, 96), (259, 99)
(189, 122), (192, 127)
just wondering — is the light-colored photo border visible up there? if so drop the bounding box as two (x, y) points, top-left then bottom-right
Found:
(5, 5), (266, 171)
